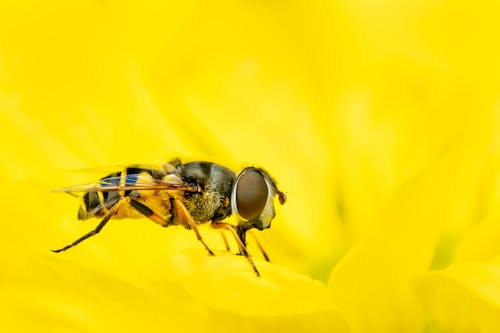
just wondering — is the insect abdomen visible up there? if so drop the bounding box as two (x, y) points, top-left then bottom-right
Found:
(78, 171), (123, 220)
(78, 191), (98, 220)
(78, 190), (119, 220)
(77, 168), (154, 221)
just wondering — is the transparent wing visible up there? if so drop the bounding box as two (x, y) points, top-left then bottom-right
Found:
(52, 174), (199, 195)
(58, 163), (167, 177)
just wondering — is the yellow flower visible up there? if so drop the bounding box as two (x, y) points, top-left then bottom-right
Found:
(1, 0), (500, 332)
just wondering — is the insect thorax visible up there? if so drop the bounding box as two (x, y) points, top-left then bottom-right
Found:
(178, 162), (236, 222)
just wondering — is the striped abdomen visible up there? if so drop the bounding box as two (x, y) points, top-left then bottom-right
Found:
(77, 167), (158, 220)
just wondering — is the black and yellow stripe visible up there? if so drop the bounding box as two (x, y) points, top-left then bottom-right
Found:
(77, 167), (155, 220)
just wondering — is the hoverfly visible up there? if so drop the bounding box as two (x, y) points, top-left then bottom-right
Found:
(52, 159), (286, 276)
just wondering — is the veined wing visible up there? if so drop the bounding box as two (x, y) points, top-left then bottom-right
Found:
(52, 174), (200, 195)
(57, 163), (168, 178)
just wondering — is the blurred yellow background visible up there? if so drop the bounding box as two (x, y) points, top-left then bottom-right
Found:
(1, 1), (500, 332)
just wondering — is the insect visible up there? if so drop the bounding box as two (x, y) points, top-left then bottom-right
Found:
(52, 159), (286, 276)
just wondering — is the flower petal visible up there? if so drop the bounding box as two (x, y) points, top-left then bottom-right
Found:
(414, 262), (500, 332)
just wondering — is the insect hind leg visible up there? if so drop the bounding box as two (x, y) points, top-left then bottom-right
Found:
(52, 197), (128, 253)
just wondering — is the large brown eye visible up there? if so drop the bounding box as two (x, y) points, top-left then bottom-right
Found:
(235, 170), (268, 220)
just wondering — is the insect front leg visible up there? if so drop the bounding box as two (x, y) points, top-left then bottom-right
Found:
(211, 221), (260, 277)
(234, 225), (269, 261)
(52, 197), (128, 253)
(247, 231), (270, 262)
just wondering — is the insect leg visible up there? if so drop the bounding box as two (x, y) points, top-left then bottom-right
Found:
(115, 198), (216, 257)
(234, 225), (270, 260)
(248, 230), (270, 262)
(220, 231), (231, 251)
(173, 198), (215, 256)
(211, 221), (260, 277)
(52, 197), (128, 253)
(128, 199), (170, 227)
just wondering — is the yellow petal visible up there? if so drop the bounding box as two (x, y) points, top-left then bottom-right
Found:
(0, 238), (348, 333)
(327, 114), (499, 332)
(455, 214), (500, 264)
(414, 262), (500, 332)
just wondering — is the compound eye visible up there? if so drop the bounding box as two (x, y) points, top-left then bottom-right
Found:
(235, 170), (268, 220)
